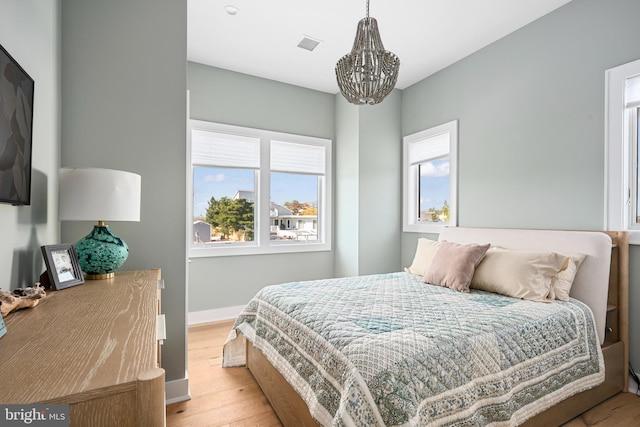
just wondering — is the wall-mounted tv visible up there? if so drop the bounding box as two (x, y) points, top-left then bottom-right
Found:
(0, 43), (34, 206)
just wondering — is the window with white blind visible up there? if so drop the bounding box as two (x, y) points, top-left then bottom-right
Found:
(403, 120), (458, 233)
(189, 120), (332, 256)
(606, 59), (640, 243)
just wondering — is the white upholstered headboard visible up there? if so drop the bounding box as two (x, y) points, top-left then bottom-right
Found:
(438, 227), (613, 345)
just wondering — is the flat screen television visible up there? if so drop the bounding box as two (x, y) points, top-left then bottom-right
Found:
(0, 43), (34, 206)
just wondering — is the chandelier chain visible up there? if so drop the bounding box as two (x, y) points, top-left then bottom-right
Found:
(366, 0), (369, 18)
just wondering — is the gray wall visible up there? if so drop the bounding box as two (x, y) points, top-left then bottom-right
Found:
(334, 96), (360, 277)
(401, 0), (640, 372)
(0, 1), (60, 292)
(335, 91), (403, 277)
(358, 92), (402, 274)
(60, 0), (187, 384)
(187, 63), (336, 311)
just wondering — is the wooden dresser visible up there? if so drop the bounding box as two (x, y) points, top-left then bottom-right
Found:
(0, 269), (165, 427)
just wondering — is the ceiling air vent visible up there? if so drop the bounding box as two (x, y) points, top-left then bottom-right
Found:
(297, 36), (321, 52)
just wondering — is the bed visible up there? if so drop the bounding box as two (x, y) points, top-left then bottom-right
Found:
(223, 228), (629, 426)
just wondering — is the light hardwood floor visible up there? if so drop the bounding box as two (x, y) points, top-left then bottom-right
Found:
(166, 321), (640, 427)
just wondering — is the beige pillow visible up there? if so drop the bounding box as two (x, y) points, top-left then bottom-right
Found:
(551, 253), (586, 301)
(423, 241), (490, 293)
(471, 247), (568, 302)
(404, 238), (440, 276)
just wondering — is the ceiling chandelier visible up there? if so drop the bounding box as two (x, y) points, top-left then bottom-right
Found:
(335, 0), (400, 105)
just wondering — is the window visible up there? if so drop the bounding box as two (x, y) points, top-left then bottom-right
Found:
(189, 120), (332, 256)
(605, 58), (640, 243)
(632, 105), (640, 226)
(403, 120), (458, 233)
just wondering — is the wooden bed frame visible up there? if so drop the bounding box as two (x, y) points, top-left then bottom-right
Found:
(244, 230), (629, 427)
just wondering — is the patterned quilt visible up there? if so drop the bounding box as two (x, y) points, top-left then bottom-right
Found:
(223, 272), (604, 426)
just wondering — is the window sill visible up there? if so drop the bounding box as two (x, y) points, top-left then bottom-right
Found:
(403, 223), (453, 234)
(627, 230), (640, 245)
(189, 242), (332, 258)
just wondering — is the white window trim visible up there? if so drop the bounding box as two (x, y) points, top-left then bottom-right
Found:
(188, 120), (332, 257)
(403, 120), (458, 233)
(630, 107), (639, 231)
(605, 58), (640, 244)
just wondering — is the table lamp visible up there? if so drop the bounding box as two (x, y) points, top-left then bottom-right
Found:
(59, 167), (141, 279)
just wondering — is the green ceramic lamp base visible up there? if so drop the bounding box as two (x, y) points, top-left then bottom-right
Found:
(75, 223), (129, 280)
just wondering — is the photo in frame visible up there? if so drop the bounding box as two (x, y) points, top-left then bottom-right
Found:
(41, 244), (85, 290)
(0, 43), (35, 205)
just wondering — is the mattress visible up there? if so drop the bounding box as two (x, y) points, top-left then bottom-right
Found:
(223, 272), (604, 426)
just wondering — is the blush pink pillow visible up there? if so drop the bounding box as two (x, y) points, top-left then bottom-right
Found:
(423, 240), (490, 293)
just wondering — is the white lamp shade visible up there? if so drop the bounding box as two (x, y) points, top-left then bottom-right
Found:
(59, 167), (141, 222)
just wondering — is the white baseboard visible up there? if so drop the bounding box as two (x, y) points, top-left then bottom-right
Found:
(188, 305), (245, 325)
(630, 374), (639, 395)
(169, 307), (244, 404)
(165, 376), (191, 404)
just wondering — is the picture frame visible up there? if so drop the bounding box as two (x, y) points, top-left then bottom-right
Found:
(0, 43), (35, 206)
(41, 244), (85, 290)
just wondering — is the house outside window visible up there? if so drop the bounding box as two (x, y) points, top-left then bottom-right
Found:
(403, 120), (458, 233)
(189, 120), (332, 256)
(606, 58), (640, 244)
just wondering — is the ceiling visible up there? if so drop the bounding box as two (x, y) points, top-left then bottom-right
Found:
(188, 0), (573, 95)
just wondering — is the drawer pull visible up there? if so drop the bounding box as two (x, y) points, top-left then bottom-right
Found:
(156, 314), (166, 344)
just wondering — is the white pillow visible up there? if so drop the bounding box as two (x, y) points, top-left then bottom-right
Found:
(550, 253), (586, 301)
(404, 238), (440, 276)
(471, 247), (568, 302)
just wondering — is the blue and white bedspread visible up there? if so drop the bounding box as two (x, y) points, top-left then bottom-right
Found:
(223, 272), (604, 426)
